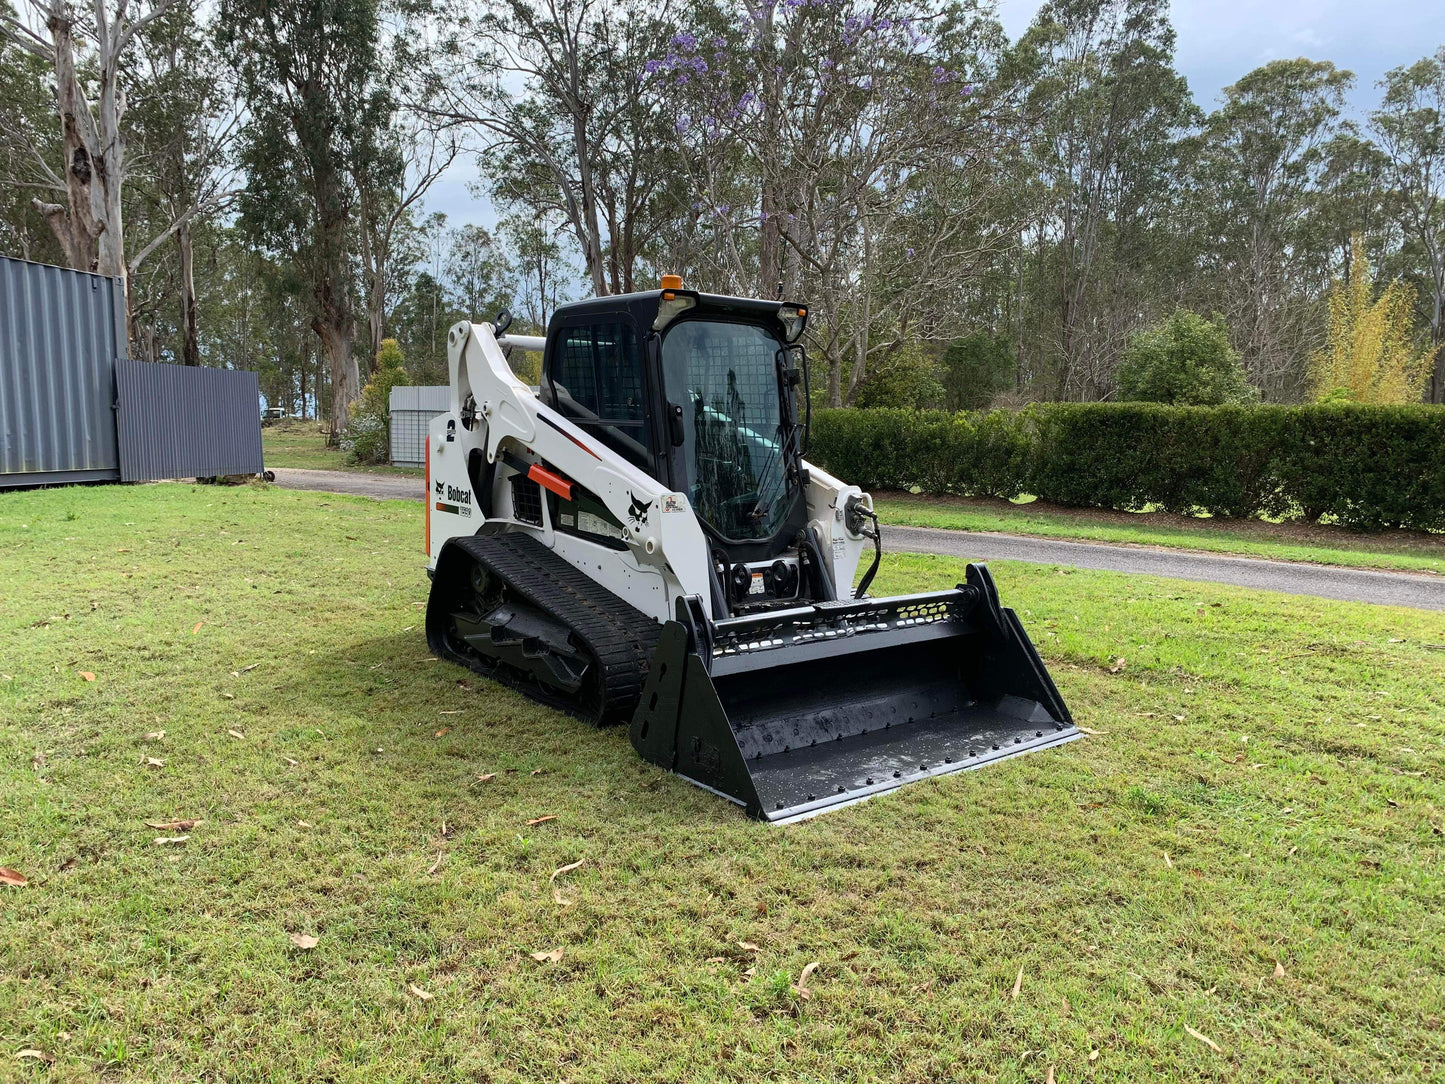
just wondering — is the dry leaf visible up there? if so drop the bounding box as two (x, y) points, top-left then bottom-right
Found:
(298, 820), (312, 828)
(141, 756), (164, 768)
(1107, 657), (1127, 674)
(282, 756), (298, 766)
(474, 772), (496, 783)
(1272, 960), (1285, 979)
(530, 947), (564, 963)
(550, 858), (585, 905)
(228, 729), (245, 740)
(15, 1050), (52, 1064)
(1062, 996), (1071, 1015)
(1089, 1049), (1100, 1062)
(531, 768), (547, 775)
(79, 671), (96, 682)
(741, 965), (756, 982)
(426, 851), (444, 876)
(706, 956), (726, 964)
(0, 867), (27, 887)
(145, 819), (199, 831)
(289, 932), (319, 950)
(792, 960), (820, 1000)
(238, 662), (260, 673)
(737, 940), (760, 953)
(193, 622), (203, 635)
(526, 815), (557, 827)
(1077, 726), (1104, 736)
(154, 835), (189, 845)
(1046, 1067), (1056, 1084)
(1184, 1023), (1221, 1053)
(407, 983), (433, 1001)
(1011, 965), (1023, 1000)
(434, 728), (451, 737)
(1163, 852), (1173, 868)
(144, 730), (165, 741)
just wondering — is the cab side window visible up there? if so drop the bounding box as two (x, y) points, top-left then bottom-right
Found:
(546, 320), (654, 473)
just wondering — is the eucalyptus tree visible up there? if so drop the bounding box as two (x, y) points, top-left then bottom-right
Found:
(652, 0), (1025, 405)
(1015, 0), (1198, 400)
(1190, 59), (1352, 399)
(221, 0), (391, 439)
(1371, 47), (1445, 402)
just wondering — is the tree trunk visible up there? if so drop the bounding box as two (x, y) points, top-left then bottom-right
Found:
(178, 219), (200, 366)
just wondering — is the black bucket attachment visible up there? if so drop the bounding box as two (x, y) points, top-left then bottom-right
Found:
(629, 564), (1077, 822)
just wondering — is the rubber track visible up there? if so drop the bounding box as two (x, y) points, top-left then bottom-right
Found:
(436, 532), (662, 724)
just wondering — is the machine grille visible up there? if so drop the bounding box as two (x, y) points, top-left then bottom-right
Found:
(511, 474), (543, 526)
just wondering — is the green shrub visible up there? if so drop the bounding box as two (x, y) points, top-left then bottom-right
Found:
(806, 403), (1445, 531)
(851, 342), (945, 410)
(345, 338), (410, 465)
(1117, 309), (1256, 406)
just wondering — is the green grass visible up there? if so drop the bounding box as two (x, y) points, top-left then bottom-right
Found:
(873, 492), (1445, 576)
(3, 483), (1444, 1082)
(261, 420), (423, 476)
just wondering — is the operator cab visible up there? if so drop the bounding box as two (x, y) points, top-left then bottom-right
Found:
(539, 280), (823, 615)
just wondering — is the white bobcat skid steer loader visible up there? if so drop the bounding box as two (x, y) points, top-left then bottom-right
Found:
(425, 279), (1077, 821)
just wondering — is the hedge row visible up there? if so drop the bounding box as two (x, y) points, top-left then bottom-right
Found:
(807, 403), (1445, 532)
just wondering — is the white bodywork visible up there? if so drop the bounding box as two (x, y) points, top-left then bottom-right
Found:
(426, 320), (871, 624)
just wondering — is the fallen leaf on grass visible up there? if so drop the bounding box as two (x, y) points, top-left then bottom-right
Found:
(1011, 965), (1023, 1000)
(154, 836), (189, 846)
(238, 663), (260, 674)
(1172, 714), (1186, 722)
(407, 983), (433, 1001)
(79, 671), (96, 682)
(1184, 1023), (1221, 1053)
(737, 941), (760, 953)
(289, 932), (318, 950)
(145, 819), (199, 831)
(144, 730), (165, 741)
(140, 756), (165, 768)
(1107, 657), (1127, 674)
(281, 756), (298, 767)
(15, 1049), (53, 1064)
(550, 858), (585, 905)
(1046, 1067), (1056, 1084)
(1077, 726), (1104, 736)
(792, 961), (820, 1000)
(0, 868), (27, 887)
(1089, 1049), (1100, 1062)
(426, 851), (444, 876)
(473, 772), (496, 784)
(228, 729), (245, 740)
(530, 768), (548, 776)
(193, 622), (203, 635)
(529, 947), (564, 963)
(438, 710), (463, 716)
(705, 956), (726, 964)
(222, 692), (235, 700)
(526, 815), (557, 827)
(740, 965), (756, 982)
(434, 728), (450, 737)
(1163, 852), (1173, 868)
(1273, 960), (1285, 978)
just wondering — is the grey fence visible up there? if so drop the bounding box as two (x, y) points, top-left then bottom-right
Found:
(1, 254), (264, 489)
(115, 359), (263, 480)
(0, 255), (126, 486)
(390, 385), (449, 468)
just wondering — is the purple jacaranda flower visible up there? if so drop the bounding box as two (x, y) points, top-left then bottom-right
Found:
(962, 83), (974, 96)
(672, 32), (697, 51)
(676, 73), (690, 84)
(676, 115), (692, 133)
(739, 91), (756, 107)
(713, 36), (725, 47)
(906, 248), (915, 257)
(644, 59), (663, 74)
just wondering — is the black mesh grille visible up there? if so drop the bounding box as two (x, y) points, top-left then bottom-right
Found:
(511, 475), (543, 526)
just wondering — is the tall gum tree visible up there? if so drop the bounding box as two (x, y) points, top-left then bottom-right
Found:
(222, 0), (390, 440)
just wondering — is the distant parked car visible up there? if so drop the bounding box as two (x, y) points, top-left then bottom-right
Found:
(261, 406), (286, 423)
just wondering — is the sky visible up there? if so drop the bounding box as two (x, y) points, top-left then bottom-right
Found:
(421, 0), (1445, 233)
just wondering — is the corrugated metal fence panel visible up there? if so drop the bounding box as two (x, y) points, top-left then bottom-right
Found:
(116, 360), (263, 480)
(0, 255), (124, 485)
(390, 385), (449, 467)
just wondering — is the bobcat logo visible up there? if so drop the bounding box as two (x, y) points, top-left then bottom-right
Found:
(627, 492), (652, 529)
(434, 480), (444, 495)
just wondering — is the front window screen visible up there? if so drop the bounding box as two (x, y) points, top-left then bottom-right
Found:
(662, 320), (790, 540)
(550, 321), (652, 470)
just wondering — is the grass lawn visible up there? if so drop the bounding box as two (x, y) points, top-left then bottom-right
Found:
(3, 483), (1443, 1082)
(261, 420), (423, 476)
(873, 492), (1445, 576)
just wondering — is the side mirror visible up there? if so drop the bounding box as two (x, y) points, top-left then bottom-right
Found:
(667, 402), (686, 447)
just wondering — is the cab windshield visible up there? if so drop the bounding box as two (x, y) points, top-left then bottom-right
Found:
(661, 319), (792, 541)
